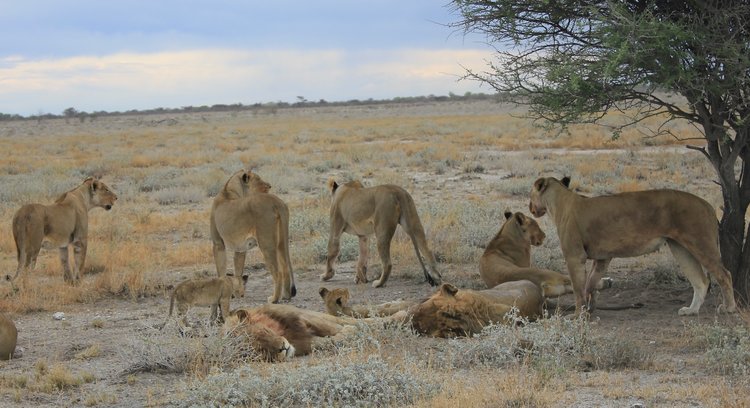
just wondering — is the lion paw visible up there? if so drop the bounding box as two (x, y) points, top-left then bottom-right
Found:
(372, 279), (385, 288)
(320, 272), (334, 282)
(678, 306), (698, 316)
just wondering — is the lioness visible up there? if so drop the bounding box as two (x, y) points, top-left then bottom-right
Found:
(406, 280), (544, 338)
(529, 176), (737, 316)
(0, 313), (17, 360)
(223, 304), (354, 361)
(319, 287), (415, 318)
(210, 170), (296, 303)
(480, 210), (611, 297)
(10, 177), (117, 285)
(323, 179), (442, 288)
(169, 274), (248, 325)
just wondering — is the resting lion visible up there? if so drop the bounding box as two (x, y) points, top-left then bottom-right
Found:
(480, 210), (611, 297)
(319, 287), (415, 318)
(210, 170), (296, 303)
(222, 304), (355, 361)
(322, 179), (442, 288)
(0, 313), (17, 360)
(406, 280), (544, 338)
(529, 176), (737, 316)
(169, 274), (248, 325)
(10, 177), (117, 285)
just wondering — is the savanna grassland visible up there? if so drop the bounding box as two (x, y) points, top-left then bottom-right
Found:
(0, 99), (748, 407)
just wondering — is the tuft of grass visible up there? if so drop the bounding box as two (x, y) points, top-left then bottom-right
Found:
(690, 322), (750, 376)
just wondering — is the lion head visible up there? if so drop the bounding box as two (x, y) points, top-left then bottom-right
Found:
(319, 287), (352, 317)
(223, 309), (295, 362)
(222, 169), (272, 199)
(408, 283), (513, 338)
(529, 176), (570, 217)
(504, 210), (545, 247)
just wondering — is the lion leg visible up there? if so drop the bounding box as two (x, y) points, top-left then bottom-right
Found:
(323, 224), (344, 282)
(372, 223), (397, 288)
(356, 235), (369, 284)
(233, 251), (247, 276)
(668, 240), (710, 316)
(258, 236), (282, 303)
(59, 246), (74, 284)
(584, 259), (610, 312)
(564, 255), (589, 316)
(71, 239), (86, 285)
(277, 241), (295, 300)
(677, 239), (737, 314)
(213, 240), (228, 276)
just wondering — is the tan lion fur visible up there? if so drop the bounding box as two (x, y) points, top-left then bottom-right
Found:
(169, 274), (248, 325)
(10, 177), (117, 285)
(319, 287), (415, 318)
(0, 313), (17, 360)
(322, 179), (441, 288)
(223, 304), (355, 361)
(480, 211), (611, 297)
(406, 280), (544, 338)
(529, 176), (737, 316)
(210, 169), (296, 303)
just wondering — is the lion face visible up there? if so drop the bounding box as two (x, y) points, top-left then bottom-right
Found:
(223, 309), (295, 362)
(318, 287), (350, 316)
(516, 212), (545, 247)
(529, 178), (548, 217)
(87, 179), (117, 211)
(409, 284), (487, 338)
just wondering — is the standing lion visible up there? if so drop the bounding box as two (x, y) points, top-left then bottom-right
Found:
(10, 177), (117, 285)
(322, 179), (442, 288)
(210, 170), (296, 303)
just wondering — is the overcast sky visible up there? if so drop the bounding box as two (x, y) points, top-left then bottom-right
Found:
(0, 1), (495, 116)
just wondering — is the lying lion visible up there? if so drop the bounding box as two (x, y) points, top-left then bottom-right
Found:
(320, 281), (544, 338)
(222, 304), (356, 361)
(10, 177), (117, 285)
(322, 179), (442, 288)
(0, 313), (17, 360)
(319, 287), (415, 318)
(529, 176), (737, 316)
(480, 210), (611, 297)
(210, 170), (296, 303)
(169, 274), (248, 325)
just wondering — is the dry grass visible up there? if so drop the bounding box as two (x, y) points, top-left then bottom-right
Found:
(0, 99), (744, 407)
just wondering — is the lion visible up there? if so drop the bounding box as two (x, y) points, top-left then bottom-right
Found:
(405, 280), (544, 338)
(319, 287), (415, 318)
(210, 170), (296, 303)
(169, 274), (248, 325)
(0, 313), (17, 360)
(529, 176), (737, 316)
(480, 210), (612, 297)
(322, 179), (442, 288)
(222, 304), (355, 361)
(9, 177), (117, 285)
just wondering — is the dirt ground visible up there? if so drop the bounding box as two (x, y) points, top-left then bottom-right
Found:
(1, 255), (744, 407)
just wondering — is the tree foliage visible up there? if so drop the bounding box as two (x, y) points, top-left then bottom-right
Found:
(450, 0), (750, 302)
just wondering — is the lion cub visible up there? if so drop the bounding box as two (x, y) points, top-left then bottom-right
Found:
(169, 274), (248, 325)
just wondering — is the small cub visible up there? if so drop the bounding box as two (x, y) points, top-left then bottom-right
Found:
(169, 274), (248, 325)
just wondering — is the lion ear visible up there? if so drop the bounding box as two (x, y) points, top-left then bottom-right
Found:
(318, 287), (329, 298)
(533, 178), (548, 193)
(504, 209), (513, 220)
(514, 212), (526, 225)
(561, 176), (571, 188)
(241, 275), (249, 283)
(241, 172), (250, 184)
(327, 178), (339, 194)
(439, 283), (459, 297)
(233, 309), (250, 323)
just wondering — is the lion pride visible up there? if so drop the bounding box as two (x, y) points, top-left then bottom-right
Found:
(322, 179), (442, 288)
(10, 177), (117, 285)
(210, 170), (295, 303)
(529, 176), (737, 316)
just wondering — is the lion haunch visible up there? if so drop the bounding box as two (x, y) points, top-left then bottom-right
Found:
(0, 314), (17, 360)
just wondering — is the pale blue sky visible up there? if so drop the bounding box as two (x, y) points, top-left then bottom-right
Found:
(0, 1), (494, 115)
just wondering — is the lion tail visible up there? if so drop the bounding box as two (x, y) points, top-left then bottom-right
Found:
(398, 192), (441, 287)
(276, 204), (296, 298)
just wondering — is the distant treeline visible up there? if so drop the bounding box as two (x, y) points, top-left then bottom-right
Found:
(0, 92), (501, 122)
